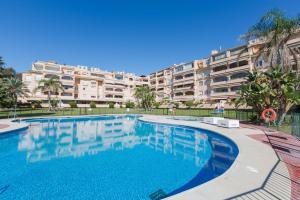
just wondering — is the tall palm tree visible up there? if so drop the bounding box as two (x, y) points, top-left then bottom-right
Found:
(0, 57), (16, 79)
(35, 77), (64, 111)
(241, 9), (300, 71)
(134, 85), (155, 110)
(3, 77), (29, 118)
(0, 56), (5, 68)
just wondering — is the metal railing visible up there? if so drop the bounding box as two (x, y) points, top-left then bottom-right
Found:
(0, 107), (299, 136)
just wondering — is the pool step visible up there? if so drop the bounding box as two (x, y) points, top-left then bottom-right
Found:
(0, 185), (10, 195)
(149, 189), (167, 200)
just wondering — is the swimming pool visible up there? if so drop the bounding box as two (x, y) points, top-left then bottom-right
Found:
(0, 115), (238, 200)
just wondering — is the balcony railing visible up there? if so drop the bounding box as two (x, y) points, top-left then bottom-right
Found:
(210, 65), (250, 76)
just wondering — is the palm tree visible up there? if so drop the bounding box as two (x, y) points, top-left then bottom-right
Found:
(0, 57), (16, 79)
(0, 56), (5, 68)
(241, 9), (300, 71)
(3, 77), (29, 118)
(35, 77), (64, 111)
(236, 66), (300, 124)
(134, 85), (155, 110)
(236, 9), (300, 124)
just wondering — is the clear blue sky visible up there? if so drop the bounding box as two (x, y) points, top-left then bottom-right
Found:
(1, 0), (299, 75)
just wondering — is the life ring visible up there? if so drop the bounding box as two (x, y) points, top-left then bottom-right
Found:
(261, 109), (277, 122)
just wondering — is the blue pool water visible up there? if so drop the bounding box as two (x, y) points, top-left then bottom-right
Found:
(0, 115), (238, 200)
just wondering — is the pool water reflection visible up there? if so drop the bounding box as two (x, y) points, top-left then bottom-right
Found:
(0, 115), (238, 200)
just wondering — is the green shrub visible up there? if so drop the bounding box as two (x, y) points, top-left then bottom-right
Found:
(31, 100), (42, 109)
(108, 102), (114, 108)
(50, 99), (59, 108)
(90, 101), (96, 108)
(174, 102), (179, 109)
(69, 101), (77, 108)
(126, 101), (135, 108)
(153, 102), (161, 109)
(184, 101), (194, 108)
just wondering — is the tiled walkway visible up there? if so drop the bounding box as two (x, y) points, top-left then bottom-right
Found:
(230, 124), (300, 200)
(0, 124), (9, 129)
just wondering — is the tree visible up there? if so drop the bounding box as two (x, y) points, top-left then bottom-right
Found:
(35, 77), (64, 111)
(3, 77), (29, 118)
(236, 9), (300, 124)
(184, 101), (194, 108)
(236, 66), (300, 124)
(108, 102), (114, 108)
(69, 101), (77, 108)
(90, 101), (96, 108)
(0, 56), (5, 68)
(153, 102), (161, 109)
(134, 85), (155, 110)
(241, 9), (300, 71)
(125, 101), (135, 108)
(0, 57), (16, 79)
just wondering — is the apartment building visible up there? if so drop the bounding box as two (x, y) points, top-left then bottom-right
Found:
(22, 61), (148, 107)
(206, 34), (300, 103)
(148, 34), (300, 106)
(149, 67), (173, 102)
(22, 34), (300, 107)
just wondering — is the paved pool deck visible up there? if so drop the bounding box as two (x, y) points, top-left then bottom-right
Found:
(0, 119), (28, 134)
(0, 115), (299, 200)
(140, 116), (296, 200)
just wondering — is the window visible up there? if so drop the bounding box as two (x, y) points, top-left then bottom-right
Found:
(33, 64), (44, 71)
(175, 66), (183, 72)
(175, 92), (183, 96)
(45, 74), (59, 79)
(184, 73), (194, 78)
(62, 76), (73, 80)
(175, 75), (183, 80)
(230, 72), (248, 80)
(62, 93), (72, 96)
(213, 76), (228, 82)
(115, 75), (123, 80)
(213, 53), (226, 61)
(185, 91), (194, 96)
(63, 85), (73, 90)
(213, 65), (227, 72)
(214, 88), (228, 93)
(45, 65), (60, 71)
(91, 73), (105, 78)
(231, 86), (241, 91)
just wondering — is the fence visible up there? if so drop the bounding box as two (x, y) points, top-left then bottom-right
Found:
(0, 107), (255, 120)
(0, 107), (299, 137)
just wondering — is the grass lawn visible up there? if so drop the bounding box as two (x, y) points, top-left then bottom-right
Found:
(1, 107), (298, 136)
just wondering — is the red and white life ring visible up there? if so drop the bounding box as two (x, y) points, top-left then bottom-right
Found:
(261, 108), (277, 122)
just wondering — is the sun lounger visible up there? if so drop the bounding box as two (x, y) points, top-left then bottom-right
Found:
(203, 117), (224, 125)
(217, 119), (239, 128)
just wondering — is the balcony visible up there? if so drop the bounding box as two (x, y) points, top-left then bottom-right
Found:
(210, 77), (246, 87)
(210, 91), (238, 98)
(173, 95), (194, 101)
(173, 78), (194, 86)
(210, 65), (250, 77)
(210, 51), (249, 66)
(173, 67), (194, 75)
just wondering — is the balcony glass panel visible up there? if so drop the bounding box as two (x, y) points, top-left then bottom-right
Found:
(213, 76), (228, 82)
(230, 72), (248, 80)
(213, 65), (227, 72)
(214, 88), (228, 93)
